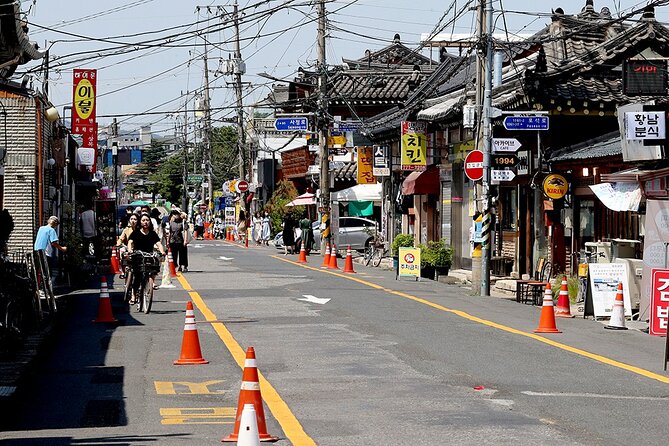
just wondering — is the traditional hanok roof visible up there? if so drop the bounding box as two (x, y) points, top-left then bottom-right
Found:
(0, 1), (44, 78)
(547, 131), (621, 163)
(343, 34), (437, 68)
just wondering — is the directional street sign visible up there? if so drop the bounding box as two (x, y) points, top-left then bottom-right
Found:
(337, 121), (363, 132)
(464, 150), (484, 181)
(274, 117), (308, 131)
(491, 169), (516, 182)
(492, 138), (522, 152)
(491, 154), (520, 168)
(503, 116), (549, 131)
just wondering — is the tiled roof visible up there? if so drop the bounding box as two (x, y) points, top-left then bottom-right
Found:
(332, 161), (356, 181)
(345, 38), (437, 67)
(329, 68), (435, 104)
(547, 131), (621, 162)
(0, 1), (44, 78)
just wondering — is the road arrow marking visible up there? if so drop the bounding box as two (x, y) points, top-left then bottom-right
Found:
(298, 294), (331, 305)
(218, 256), (234, 261)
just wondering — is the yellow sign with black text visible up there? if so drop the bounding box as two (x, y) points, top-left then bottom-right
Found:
(356, 147), (376, 184)
(543, 174), (569, 199)
(398, 246), (421, 279)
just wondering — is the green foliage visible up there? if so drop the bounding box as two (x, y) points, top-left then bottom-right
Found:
(391, 233), (414, 256)
(143, 141), (166, 166)
(149, 154), (183, 204)
(263, 179), (302, 235)
(550, 275), (580, 303)
(420, 240), (453, 268)
(210, 126), (239, 190)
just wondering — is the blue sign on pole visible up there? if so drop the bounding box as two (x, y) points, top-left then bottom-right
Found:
(274, 117), (309, 131)
(503, 116), (549, 131)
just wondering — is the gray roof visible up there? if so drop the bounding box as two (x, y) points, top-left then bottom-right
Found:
(548, 131), (621, 162)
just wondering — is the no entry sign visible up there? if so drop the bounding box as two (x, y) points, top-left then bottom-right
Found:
(464, 150), (484, 181)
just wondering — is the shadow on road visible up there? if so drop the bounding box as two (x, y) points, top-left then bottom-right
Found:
(1, 432), (195, 445)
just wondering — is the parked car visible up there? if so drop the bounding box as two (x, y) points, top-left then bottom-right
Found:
(275, 217), (377, 252)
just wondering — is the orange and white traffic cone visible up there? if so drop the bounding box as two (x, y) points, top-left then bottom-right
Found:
(222, 347), (278, 442)
(328, 243), (340, 270)
(110, 246), (121, 274)
(174, 301), (209, 365)
(343, 245), (355, 273)
(321, 244), (331, 268)
(237, 404), (260, 446)
(605, 282), (628, 330)
(555, 275), (574, 318)
(534, 283), (561, 333)
(168, 246), (178, 278)
(93, 276), (117, 323)
(297, 243), (308, 263)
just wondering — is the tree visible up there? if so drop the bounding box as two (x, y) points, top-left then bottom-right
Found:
(149, 153), (183, 204)
(263, 179), (302, 234)
(210, 126), (239, 189)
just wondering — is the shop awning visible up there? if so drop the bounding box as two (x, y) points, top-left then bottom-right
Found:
(285, 192), (316, 207)
(331, 183), (382, 202)
(401, 166), (440, 195)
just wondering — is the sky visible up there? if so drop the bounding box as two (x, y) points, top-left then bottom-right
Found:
(16, 0), (669, 136)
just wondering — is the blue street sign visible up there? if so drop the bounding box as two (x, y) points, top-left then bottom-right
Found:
(338, 121), (363, 132)
(274, 117), (308, 131)
(503, 116), (549, 131)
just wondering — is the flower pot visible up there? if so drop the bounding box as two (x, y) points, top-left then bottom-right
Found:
(421, 265), (435, 279)
(434, 265), (450, 280)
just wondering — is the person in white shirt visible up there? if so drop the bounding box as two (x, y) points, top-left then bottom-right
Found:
(80, 203), (96, 256)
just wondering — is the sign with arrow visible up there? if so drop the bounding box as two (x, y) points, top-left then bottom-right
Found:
(298, 294), (331, 305)
(491, 154), (520, 168)
(491, 169), (516, 182)
(492, 138), (522, 152)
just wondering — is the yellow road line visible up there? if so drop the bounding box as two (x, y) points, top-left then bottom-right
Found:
(272, 256), (669, 385)
(176, 274), (317, 446)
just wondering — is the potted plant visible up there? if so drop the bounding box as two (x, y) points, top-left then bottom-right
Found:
(391, 233), (415, 271)
(421, 240), (453, 280)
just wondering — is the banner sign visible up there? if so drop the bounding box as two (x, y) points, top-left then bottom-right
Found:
(625, 111), (665, 140)
(650, 269), (669, 336)
(72, 69), (97, 134)
(373, 145), (389, 176)
(398, 246), (421, 279)
(356, 147), (376, 184)
(586, 263), (632, 319)
(401, 121), (427, 171)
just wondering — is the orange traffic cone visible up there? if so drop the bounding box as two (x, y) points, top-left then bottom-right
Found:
(167, 246), (178, 278)
(110, 246), (121, 274)
(237, 404), (260, 446)
(605, 282), (628, 330)
(343, 245), (355, 273)
(555, 275), (574, 318)
(328, 243), (340, 270)
(321, 244), (331, 268)
(93, 276), (117, 323)
(297, 244), (308, 263)
(534, 283), (561, 333)
(222, 347), (278, 442)
(174, 301), (209, 365)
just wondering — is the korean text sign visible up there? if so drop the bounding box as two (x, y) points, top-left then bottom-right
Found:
(401, 121), (427, 171)
(625, 112), (665, 140)
(651, 269), (669, 336)
(72, 69), (97, 134)
(356, 147), (376, 184)
(398, 247), (421, 278)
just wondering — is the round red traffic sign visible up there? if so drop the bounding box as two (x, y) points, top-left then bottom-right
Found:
(236, 180), (249, 193)
(464, 150), (484, 181)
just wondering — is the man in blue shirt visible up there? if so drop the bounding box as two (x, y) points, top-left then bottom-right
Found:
(34, 216), (67, 278)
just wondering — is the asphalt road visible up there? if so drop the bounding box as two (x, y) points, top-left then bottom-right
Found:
(1, 240), (668, 445)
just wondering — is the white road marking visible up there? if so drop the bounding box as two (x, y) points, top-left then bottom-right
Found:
(522, 391), (669, 401)
(298, 294), (331, 305)
(218, 256), (234, 261)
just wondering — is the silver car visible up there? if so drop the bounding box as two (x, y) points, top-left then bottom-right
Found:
(335, 217), (377, 251)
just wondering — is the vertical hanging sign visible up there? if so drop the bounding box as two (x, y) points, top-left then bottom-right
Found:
(72, 69), (97, 134)
(356, 146), (376, 184)
(401, 121), (427, 171)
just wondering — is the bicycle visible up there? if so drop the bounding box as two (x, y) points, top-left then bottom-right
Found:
(364, 235), (387, 267)
(124, 251), (162, 314)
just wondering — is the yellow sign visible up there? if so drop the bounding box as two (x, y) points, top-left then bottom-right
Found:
(229, 179), (237, 193)
(401, 121), (427, 170)
(356, 147), (376, 184)
(327, 135), (347, 147)
(74, 78), (95, 120)
(543, 174), (568, 199)
(398, 246), (421, 278)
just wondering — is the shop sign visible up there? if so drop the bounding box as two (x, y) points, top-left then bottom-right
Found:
(625, 111), (665, 140)
(72, 69), (97, 133)
(373, 145), (389, 176)
(356, 147), (376, 184)
(542, 173), (568, 199)
(650, 269), (669, 336)
(401, 121), (427, 171)
(586, 263), (632, 319)
(398, 247), (421, 279)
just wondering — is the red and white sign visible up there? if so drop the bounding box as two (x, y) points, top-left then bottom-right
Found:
(236, 180), (249, 193)
(72, 69), (97, 133)
(651, 268), (669, 336)
(464, 150), (484, 181)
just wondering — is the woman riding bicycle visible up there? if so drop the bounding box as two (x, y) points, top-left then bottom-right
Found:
(127, 213), (165, 304)
(116, 213), (138, 279)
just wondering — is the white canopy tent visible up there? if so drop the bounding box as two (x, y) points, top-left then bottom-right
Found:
(331, 183), (382, 202)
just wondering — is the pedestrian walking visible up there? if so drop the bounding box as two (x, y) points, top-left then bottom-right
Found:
(194, 212), (204, 240)
(180, 212), (191, 272)
(261, 211), (271, 246)
(168, 210), (188, 272)
(299, 215), (315, 254)
(34, 216), (67, 283)
(282, 215), (296, 255)
(80, 202), (96, 256)
(252, 212), (262, 245)
(237, 210), (248, 244)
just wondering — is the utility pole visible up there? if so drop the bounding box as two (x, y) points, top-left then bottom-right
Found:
(317, 0), (330, 252)
(233, 1), (246, 183)
(181, 95), (189, 211)
(203, 39), (213, 218)
(480, 0), (494, 296)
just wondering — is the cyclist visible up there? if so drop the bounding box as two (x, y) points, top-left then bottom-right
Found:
(116, 213), (138, 279)
(127, 213), (165, 303)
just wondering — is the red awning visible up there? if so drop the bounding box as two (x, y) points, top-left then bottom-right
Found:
(401, 166), (440, 195)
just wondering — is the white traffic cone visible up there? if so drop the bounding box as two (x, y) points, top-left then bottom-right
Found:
(605, 282), (627, 330)
(236, 404), (260, 446)
(159, 255), (175, 289)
